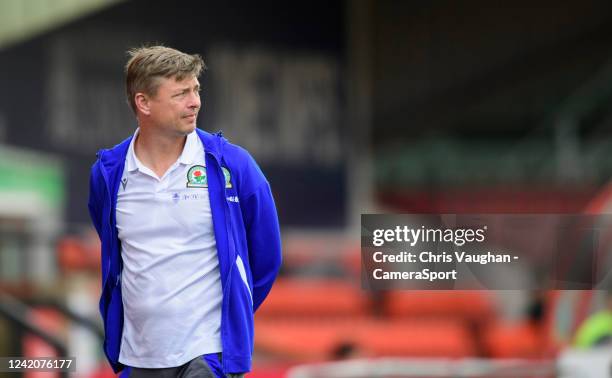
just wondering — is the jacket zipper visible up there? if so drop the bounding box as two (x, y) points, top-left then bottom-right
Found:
(206, 150), (234, 373)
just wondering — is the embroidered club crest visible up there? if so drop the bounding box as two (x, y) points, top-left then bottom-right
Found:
(222, 167), (232, 188)
(187, 165), (207, 188)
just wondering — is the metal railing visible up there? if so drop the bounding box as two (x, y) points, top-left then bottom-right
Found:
(0, 294), (69, 378)
(287, 358), (557, 378)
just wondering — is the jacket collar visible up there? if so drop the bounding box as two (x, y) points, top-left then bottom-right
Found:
(97, 128), (226, 173)
(125, 128), (202, 172)
(196, 128), (226, 162)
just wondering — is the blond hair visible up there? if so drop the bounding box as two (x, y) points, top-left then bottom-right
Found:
(125, 45), (206, 113)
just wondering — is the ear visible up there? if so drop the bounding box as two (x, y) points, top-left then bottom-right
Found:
(134, 93), (151, 115)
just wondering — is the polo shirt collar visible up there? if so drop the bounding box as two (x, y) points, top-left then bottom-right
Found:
(126, 128), (201, 173)
(177, 129), (201, 165)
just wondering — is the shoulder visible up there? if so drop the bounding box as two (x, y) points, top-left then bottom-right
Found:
(196, 128), (260, 171)
(218, 136), (268, 197)
(95, 135), (133, 168)
(223, 141), (258, 167)
(89, 135), (132, 193)
(195, 128), (269, 196)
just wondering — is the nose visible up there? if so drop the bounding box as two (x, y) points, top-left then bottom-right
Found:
(187, 91), (200, 110)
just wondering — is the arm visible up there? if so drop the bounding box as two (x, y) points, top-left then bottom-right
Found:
(88, 161), (113, 292)
(88, 161), (103, 238)
(241, 181), (282, 312)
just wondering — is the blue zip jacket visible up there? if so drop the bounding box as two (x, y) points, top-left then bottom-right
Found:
(87, 128), (282, 374)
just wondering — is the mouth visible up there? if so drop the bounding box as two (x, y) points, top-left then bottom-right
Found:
(183, 114), (197, 120)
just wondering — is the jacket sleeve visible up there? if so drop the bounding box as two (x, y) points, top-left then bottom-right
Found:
(240, 171), (282, 313)
(88, 161), (103, 239)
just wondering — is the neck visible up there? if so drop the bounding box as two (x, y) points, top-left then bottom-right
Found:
(134, 125), (187, 178)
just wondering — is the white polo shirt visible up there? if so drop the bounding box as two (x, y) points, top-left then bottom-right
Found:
(116, 129), (223, 368)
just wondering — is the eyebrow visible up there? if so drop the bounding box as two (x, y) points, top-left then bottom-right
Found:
(174, 84), (200, 94)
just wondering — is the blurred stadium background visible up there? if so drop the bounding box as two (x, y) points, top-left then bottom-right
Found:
(1, 0), (612, 377)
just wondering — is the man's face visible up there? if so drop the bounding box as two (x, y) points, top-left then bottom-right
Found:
(146, 75), (201, 136)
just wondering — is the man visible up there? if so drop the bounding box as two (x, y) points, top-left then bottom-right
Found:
(88, 45), (282, 378)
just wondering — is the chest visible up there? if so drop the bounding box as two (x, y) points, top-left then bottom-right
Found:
(116, 163), (215, 240)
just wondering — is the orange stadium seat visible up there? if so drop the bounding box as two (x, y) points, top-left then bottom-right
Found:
(383, 290), (495, 324)
(255, 318), (347, 361)
(256, 278), (370, 318)
(254, 318), (476, 361)
(354, 318), (476, 358)
(481, 321), (543, 358)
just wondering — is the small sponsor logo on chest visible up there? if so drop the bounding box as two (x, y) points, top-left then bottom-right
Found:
(171, 192), (207, 203)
